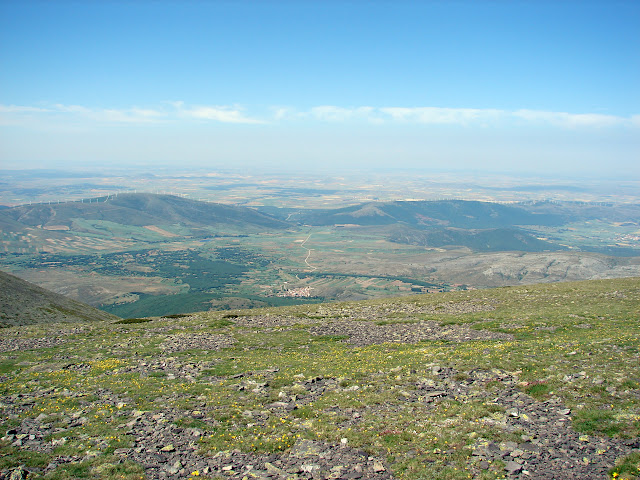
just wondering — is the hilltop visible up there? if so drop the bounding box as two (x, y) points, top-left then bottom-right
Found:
(0, 193), (289, 234)
(0, 270), (119, 327)
(0, 277), (638, 479)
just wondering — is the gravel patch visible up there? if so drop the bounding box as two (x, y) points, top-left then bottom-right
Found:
(160, 333), (237, 353)
(309, 319), (513, 346)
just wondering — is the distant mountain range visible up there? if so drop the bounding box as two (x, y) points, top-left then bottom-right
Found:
(9, 195), (633, 234)
(388, 225), (563, 252)
(2, 194), (639, 254)
(0, 270), (120, 327)
(287, 199), (567, 229)
(0, 193), (289, 233)
(1, 194), (638, 319)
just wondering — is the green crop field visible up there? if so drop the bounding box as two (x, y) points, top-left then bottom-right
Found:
(1, 193), (639, 319)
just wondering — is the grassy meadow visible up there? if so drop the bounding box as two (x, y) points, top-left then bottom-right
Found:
(0, 277), (638, 479)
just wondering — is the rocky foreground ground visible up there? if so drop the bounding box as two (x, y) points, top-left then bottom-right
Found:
(1, 279), (639, 480)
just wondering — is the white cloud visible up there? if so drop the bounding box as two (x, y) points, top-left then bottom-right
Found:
(300, 105), (636, 129)
(309, 105), (380, 123)
(52, 104), (91, 114)
(513, 109), (625, 128)
(98, 107), (166, 123)
(379, 107), (504, 125)
(0, 104), (51, 114)
(0, 105), (53, 126)
(272, 106), (295, 121)
(176, 105), (265, 124)
(1, 103), (167, 125)
(0, 102), (637, 130)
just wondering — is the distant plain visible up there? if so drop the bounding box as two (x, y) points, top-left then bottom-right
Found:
(1, 168), (638, 318)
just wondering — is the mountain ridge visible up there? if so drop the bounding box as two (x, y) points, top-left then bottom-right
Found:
(0, 270), (120, 327)
(0, 193), (290, 233)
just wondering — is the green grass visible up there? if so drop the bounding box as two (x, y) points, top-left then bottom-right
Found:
(612, 451), (640, 480)
(113, 317), (152, 324)
(1, 277), (639, 479)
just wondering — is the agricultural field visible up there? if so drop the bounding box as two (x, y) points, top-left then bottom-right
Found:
(1, 181), (639, 318)
(1, 227), (455, 318)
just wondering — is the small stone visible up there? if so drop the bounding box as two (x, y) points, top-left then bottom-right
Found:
(503, 441), (518, 452)
(265, 462), (286, 475)
(160, 444), (175, 452)
(290, 439), (322, 458)
(424, 391), (447, 398)
(372, 462), (385, 472)
(301, 464), (320, 473)
(504, 460), (523, 474)
(9, 466), (28, 480)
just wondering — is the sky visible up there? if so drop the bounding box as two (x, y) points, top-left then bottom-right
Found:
(0, 0), (638, 177)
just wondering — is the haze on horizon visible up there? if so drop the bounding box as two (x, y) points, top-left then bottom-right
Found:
(0, 1), (638, 178)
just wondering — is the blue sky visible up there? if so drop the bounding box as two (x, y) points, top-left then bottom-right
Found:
(0, 0), (638, 176)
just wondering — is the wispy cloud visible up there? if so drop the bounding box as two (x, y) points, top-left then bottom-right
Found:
(98, 107), (166, 123)
(513, 109), (626, 128)
(269, 105), (636, 129)
(309, 105), (381, 123)
(176, 104), (265, 124)
(167, 101), (265, 124)
(0, 104), (51, 114)
(0, 102), (636, 130)
(379, 107), (504, 125)
(0, 102), (265, 127)
(0, 103), (167, 126)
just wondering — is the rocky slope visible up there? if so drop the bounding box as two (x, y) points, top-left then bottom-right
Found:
(0, 277), (638, 480)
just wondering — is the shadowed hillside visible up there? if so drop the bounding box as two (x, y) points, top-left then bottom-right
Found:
(389, 225), (565, 252)
(0, 270), (120, 327)
(291, 200), (566, 229)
